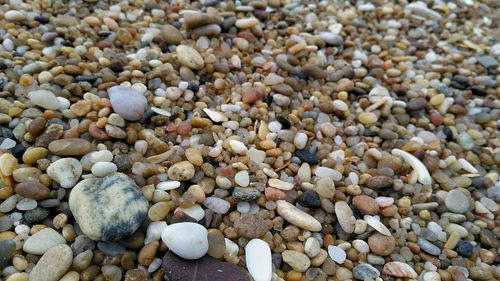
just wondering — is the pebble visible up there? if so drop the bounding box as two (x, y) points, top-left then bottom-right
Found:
(0, 240), (16, 269)
(234, 214), (268, 239)
(108, 86), (148, 121)
(229, 139), (248, 154)
(335, 201), (355, 233)
(203, 197), (230, 214)
(168, 161), (195, 181)
(28, 90), (60, 110)
(276, 200), (322, 231)
(232, 187), (260, 201)
(364, 215), (392, 236)
(161, 222), (208, 260)
(295, 150), (319, 165)
(234, 170), (250, 187)
(235, 18), (259, 29)
(297, 191), (321, 208)
(14, 179), (49, 200)
(243, 239), (271, 281)
(304, 237), (321, 258)
(368, 232), (395, 256)
(91, 162), (118, 177)
(382, 261), (418, 279)
(445, 189), (470, 214)
(352, 195), (379, 215)
(47, 158), (82, 188)
(353, 263), (380, 280)
(22, 228), (66, 255)
(282, 250), (310, 272)
(314, 167), (342, 181)
(69, 173), (149, 241)
(29, 244), (73, 281)
(455, 240), (473, 257)
(327, 245), (346, 264)
(48, 138), (91, 156)
(417, 237), (441, 256)
(176, 45), (205, 70)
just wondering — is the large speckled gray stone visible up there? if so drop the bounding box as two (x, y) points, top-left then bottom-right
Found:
(69, 172), (148, 241)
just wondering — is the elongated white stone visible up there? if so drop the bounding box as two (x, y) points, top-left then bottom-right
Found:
(328, 245), (347, 264)
(245, 239), (272, 281)
(364, 215), (391, 236)
(276, 200), (321, 231)
(156, 181), (181, 190)
(268, 178), (294, 190)
(203, 108), (228, 122)
(457, 158), (478, 173)
(392, 149), (432, 185)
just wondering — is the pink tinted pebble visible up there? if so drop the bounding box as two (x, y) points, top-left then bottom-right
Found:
(375, 196), (395, 208)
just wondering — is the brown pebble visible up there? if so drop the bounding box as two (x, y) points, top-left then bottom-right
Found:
(138, 241), (159, 267)
(368, 232), (396, 256)
(352, 195), (379, 215)
(14, 179), (50, 200)
(48, 138), (92, 156)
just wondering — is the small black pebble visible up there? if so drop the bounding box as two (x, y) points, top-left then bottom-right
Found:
(295, 150), (319, 165)
(297, 191), (321, 208)
(455, 241), (473, 257)
(277, 116), (291, 129)
(34, 15), (50, 24)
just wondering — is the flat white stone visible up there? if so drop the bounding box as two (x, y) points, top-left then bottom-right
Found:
(245, 239), (272, 281)
(47, 158), (82, 188)
(203, 108), (228, 122)
(335, 201), (355, 234)
(203, 197), (231, 214)
(161, 222), (208, 260)
(392, 149), (432, 185)
(156, 181), (181, 190)
(29, 90), (61, 110)
(314, 167), (342, 181)
(229, 139), (247, 154)
(151, 107), (172, 117)
(247, 147), (266, 164)
(235, 170), (250, 187)
(91, 162), (117, 177)
(364, 215), (391, 236)
(294, 133), (308, 150)
(276, 200), (321, 231)
(328, 245), (347, 264)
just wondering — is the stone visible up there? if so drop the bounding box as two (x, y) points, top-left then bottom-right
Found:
(203, 197), (230, 214)
(383, 261), (418, 279)
(327, 245), (346, 264)
(162, 25), (183, 44)
(235, 18), (260, 29)
(268, 178), (294, 190)
(405, 2), (442, 21)
(207, 229), (225, 259)
(48, 138), (92, 156)
(352, 195), (379, 215)
(297, 191), (321, 208)
(232, 187), (260, 201)
(234, 214), (268, 239)
(295, 150), (319, 165)
(28, 90), (60, 110)
(29, 244), (73, 281)
(0, 153), (18, 176)
(234, 170), (250, 187)
(455, 240), (473, 257)
(247, 147), (266, 163)
(176, 45), (204, 70)
(162, 251), (252, 281)
(335, 201), (355, 233)
(14, 179), (50, 200)
(416, 237), (441, 256)
(366, 175), (393, 189)
(229, 139), (248, 154)
(47, 158), (82, 188)
(282, 250), (310, 272)
(0, 240), (16, 269)
(23, 228), (66, 255)
(364, 215), (391, 236)
(107, 86), (147, 121)
(477, 55), (498, 69)
(161, 222), (208, 260)
(69, 172), (149, 241)
(276, 200), (322, 231)
(168, 161), (195, 181)
(406, 97), (427, 111)
(315, 177), (335, 198)
(368, 232), (395, 256)
(445, 190), (470, 214)
(245, 239), (272, 281)
(353, 263), (380, 280)
(91, 162), (118, 177)
(315, 167), (342, 181)
(358, 112), (377, 125)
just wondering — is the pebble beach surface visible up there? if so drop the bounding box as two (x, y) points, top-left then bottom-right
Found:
(0, 0), (499, 281)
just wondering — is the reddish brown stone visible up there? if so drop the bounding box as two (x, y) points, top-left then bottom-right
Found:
(15, 179), (50, 200)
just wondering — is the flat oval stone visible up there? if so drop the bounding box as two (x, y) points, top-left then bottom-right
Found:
(176, 45), (204, 70)
(445, 189), (470, 214)
(15, 179), (50, 200)
(335, 201), (355, 234)
(28, 90), (61, 110)
(162, 251), (252, 281)
(69, 172), (149, 241)
(245, 239), (272, 281)
(48, 138), (92, 156)
(23, 228), (66, 255)
(276, 200), (321, 231)
(161, 222), (208, 260)
(282, 250), (310, 272)
(353, 263), (380, 280)
(29, 244), (73, 281)
(108, 86), (148, 121)
(202, 197), (230, 214)
(168, 161), (195, 181)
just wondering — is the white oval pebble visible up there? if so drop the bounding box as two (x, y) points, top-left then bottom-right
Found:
(229, 140), (248, 155)
(28, 90), (61, 110)
(16, 198), (37, 211)
(144, 221), (167, 244)
(91, 162), (118, 177)
(156, 181), (181, 190)
(268, 178), (294, 190)
(328, 245), (347, 264)
(245, 239), (272, 281)
(234, 170), (250, 187)
(364, 215), (392, 236)
(314, 167), (342, 181)
(203, 197), (231, 214)
(161, 222), (208, 260)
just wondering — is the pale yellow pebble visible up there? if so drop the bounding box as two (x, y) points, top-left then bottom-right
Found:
(6, 272), (28, 281)
(185, 148), (203, 166)
(358, 112), (377, 125)
(59, 271), (80, 281)
(430, 94), (445, 106)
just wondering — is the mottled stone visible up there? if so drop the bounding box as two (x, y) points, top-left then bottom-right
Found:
(29, 244), (73, 281)
(69, 173), (149, 241)
(234, 214), (268, 239)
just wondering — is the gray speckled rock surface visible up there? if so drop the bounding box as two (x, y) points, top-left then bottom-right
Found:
(69, 172), (148, 241)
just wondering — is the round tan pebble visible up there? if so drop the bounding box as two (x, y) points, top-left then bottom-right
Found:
(352, 195), (379, 215)
(59, 271), (80, 281)
(176, 45), (204, 70)
(22, 147), (48, 165)
(138, 241), (159, 266)
(185, 148), (203, 166)
(12, 256), (28, 270)
(148, 202), (170, 221)
(53, 213), (68, 229)
(286, 270), (302, 281)
(186, 185), (206, 203)
(6, 272), (28, 281)
(368, 232), (396, 256)
(358, 112), (377, 125)
(0, 153), (18, 176)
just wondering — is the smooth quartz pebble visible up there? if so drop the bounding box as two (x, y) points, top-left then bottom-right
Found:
(29, 244), (73, 281)
(23, 228), (66, 255)
(328, 245), (347, 264)
(145, 221), (167, 244)
(234, 170), (250, 187)
(167, 161), (195, 181)
(156, 181), (181, 190)
(335, 201), (355, 233)
(28, 90), (60, 110)
(268, 178), (294, 190)
(107, 86), (148, 121)
(314, 167), (342, 181)
(203, 197), (231, 214)
(276, 200), (322, 231)
(91, 162), (118, 177)
(229, 139), (248, 154)
(47, 158), (82, 188)
(161, 222), (208, 260)
(364, 215), (392, 236)
(445, 189), (470, 214)
(245, 239), (272, 281)
(282, 250), (310, 272)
